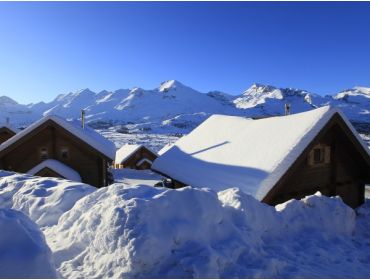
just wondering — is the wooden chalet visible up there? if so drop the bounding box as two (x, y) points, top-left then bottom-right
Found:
(152, 106), (370, 208)
(0, 115), (116, 187)
(114, 144), (157, 170)
(0, 125), (18, 144)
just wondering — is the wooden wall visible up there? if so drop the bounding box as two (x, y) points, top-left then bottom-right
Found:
(265, 121), (369, 208)
(0, 128), (15, 144)
(119, 147), (157, 170)
(0, 120), (111, 187)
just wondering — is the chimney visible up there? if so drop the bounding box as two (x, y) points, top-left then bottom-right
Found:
(81, 109), (85, 129)
(6, 117), (9, 125)
(284, 103), (291, 116)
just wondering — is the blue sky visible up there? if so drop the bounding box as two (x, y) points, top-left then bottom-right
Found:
(0, 2), (370, 103)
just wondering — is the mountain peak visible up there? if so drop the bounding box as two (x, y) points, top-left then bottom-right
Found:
(0, 96), (19, 105)
(158, 80), (185, 92)
(75, 88), (94, 95)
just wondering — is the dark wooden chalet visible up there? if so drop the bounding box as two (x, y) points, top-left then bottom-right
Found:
(0, 115), (116, 187)
(0, 125), (17, 144)
(152, 106), (370, 208)
(114, 144), (157, 170)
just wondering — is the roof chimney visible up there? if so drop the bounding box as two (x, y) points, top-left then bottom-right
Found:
(5, 117), (9, 125)
(81, 109), (85, 129)
(284, 103), (291, 116)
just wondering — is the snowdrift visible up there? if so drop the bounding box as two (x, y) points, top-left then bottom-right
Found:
(46, 184), (370, 278)
(0, 170), (95, 228)
(0, 208), (57, 278)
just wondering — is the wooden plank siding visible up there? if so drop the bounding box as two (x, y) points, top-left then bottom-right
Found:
(116, 146), (157, 170)
(0, 127), (16, 144)
(263, 113), (370, 208)
(0, 119), (112, 188)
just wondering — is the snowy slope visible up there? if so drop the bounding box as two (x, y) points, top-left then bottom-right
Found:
(233, 83), (329, 115)
(0, 95), (40, 126)
(0, 81), (368, 132)
(331, 86), (370, 123)
(29, 80), (236, 126)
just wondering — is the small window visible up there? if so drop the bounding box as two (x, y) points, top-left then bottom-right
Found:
(60, 147), (69, 160)
(40, 147), (48, 160)
(308, 144), (331, 166)
(313, 148), (324, 163)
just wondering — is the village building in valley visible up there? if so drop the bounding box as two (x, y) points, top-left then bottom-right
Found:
(114, 144), (157, 170)
(0, 124), (18, 144)
(0, 115), (116, 187)
(152, 106), (370, 208)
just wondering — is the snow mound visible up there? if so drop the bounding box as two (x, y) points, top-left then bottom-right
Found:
(46, 185), (369, 278)
(0, 170), (95, 228)
(0, 208), (57, 278)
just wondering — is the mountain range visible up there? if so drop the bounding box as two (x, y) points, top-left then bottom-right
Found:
(1, 80), (369, 133)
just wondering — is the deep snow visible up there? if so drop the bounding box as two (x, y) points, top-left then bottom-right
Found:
(0, 170), (95, 228)
(0, 208), (58, 278)
(45, 184), (370, 278)
(0, 171), (369, 278)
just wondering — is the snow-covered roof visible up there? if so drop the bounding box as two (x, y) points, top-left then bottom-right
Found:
(158, 142), (175, 155)
(152, 106), (370, 200)
(27, 159), (82, 182)
(115, 144), (157, 164)
(0, 115), (116, 160)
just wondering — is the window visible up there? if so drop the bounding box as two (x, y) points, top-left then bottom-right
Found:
(60, 147), (69, 160)
(313, 148), (324, 163)
(40, 147), (48, 160)
(308, 144), (331, 166)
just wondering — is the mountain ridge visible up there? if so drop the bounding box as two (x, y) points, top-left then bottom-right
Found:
(0, 80), (369, 133)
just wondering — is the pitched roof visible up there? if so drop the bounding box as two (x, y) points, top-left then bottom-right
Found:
(27, 159), (82, 182)
(115, 144), (157, 164)
(0, 124), (19, 134)
(152, 106), (370, 200)
(0, 115), (116, 160)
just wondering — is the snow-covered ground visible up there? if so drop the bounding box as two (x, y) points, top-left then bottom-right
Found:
(0, 170), (95, 228)
(112, 168), (163, 186)
(0, 208), (58, 278)
(98, 129), (180, 152)
(0, 171), (369, 278)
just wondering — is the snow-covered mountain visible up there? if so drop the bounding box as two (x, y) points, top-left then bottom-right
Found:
(0, 80), (369, 133)
(0, 96), (40, 126)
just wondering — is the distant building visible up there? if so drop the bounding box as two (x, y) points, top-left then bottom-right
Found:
(0, 125), (18, 144)
(114, 144), (157, 170)
(0, 115), (116, 187)
(152, 106), (370, 208)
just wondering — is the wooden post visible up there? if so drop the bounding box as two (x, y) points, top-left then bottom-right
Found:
(81, 109), (85, 129)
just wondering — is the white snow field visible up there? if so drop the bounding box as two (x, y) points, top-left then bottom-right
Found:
(0, 208), (58, 278)
(0, 171), (369, 278)
(0, 170), (95, 228)
(112, 168), (163, 186)
(45, 185), (370, 278)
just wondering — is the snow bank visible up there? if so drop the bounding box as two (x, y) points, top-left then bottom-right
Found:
(46, 185), (370, 278)
(0, 208), (57, 278)
(0, 170), (95, 228)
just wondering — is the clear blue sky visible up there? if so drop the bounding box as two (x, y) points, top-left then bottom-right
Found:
(1, 2), (370, 103)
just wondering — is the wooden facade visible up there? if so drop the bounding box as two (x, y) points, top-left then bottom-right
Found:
(114, 146), (157, 170)
(0, 119), (113, 188)
(155, 113), (370, 208)
(0, 126), (16, 144)
(262, 113), (370, 208)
